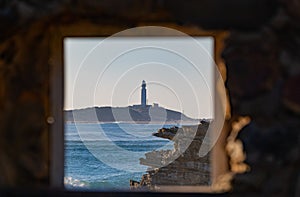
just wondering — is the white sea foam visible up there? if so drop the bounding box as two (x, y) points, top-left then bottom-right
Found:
(64, 177), (88, 188)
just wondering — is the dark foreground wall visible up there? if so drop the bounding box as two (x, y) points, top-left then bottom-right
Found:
(0, 0), (299, 196)
(222, 1), (300, 195)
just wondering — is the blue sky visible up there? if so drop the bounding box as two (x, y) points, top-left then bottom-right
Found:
(64, 37), (214, 119)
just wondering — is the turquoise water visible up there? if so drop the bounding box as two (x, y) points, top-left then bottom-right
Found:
(64, 122), (175, 190)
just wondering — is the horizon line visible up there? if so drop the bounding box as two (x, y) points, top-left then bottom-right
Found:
(64, 104), (213, 120)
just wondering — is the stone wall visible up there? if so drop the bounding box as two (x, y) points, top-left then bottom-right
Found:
(0, 20), (50, 186)
(0, 0), (299, 196)
(222, 1), (300, 195)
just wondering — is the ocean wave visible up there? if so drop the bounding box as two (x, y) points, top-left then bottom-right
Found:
(64, 139), (171, 143)
(64, 177), (89, 188)
(64, 173), (143, 190)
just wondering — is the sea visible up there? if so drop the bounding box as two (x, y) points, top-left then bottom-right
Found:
(64, 122), (177, 191)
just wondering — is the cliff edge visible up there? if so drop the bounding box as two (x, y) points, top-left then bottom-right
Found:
(130, 120), (211, 190)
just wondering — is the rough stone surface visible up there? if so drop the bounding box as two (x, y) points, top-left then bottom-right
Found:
(222, 1), (300, 195)
(282, 74), (300, 114)
(0, 0), (299, 196)
(152, 126), (179, 140)
(133, 122), (211, 189)
(0, 21), (50, 186)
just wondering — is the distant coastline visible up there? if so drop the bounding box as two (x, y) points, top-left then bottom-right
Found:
(64, 105), (200, 124)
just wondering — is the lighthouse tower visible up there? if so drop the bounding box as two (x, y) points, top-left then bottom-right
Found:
(141, 80), (147, 107)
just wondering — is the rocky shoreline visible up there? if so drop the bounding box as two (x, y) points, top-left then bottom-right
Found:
(130, 120), (211, 190)
(152, 126), (179, 140)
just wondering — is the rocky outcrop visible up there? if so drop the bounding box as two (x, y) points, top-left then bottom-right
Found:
(131, 121), (211, 190)
(152, 126), (179, 140)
